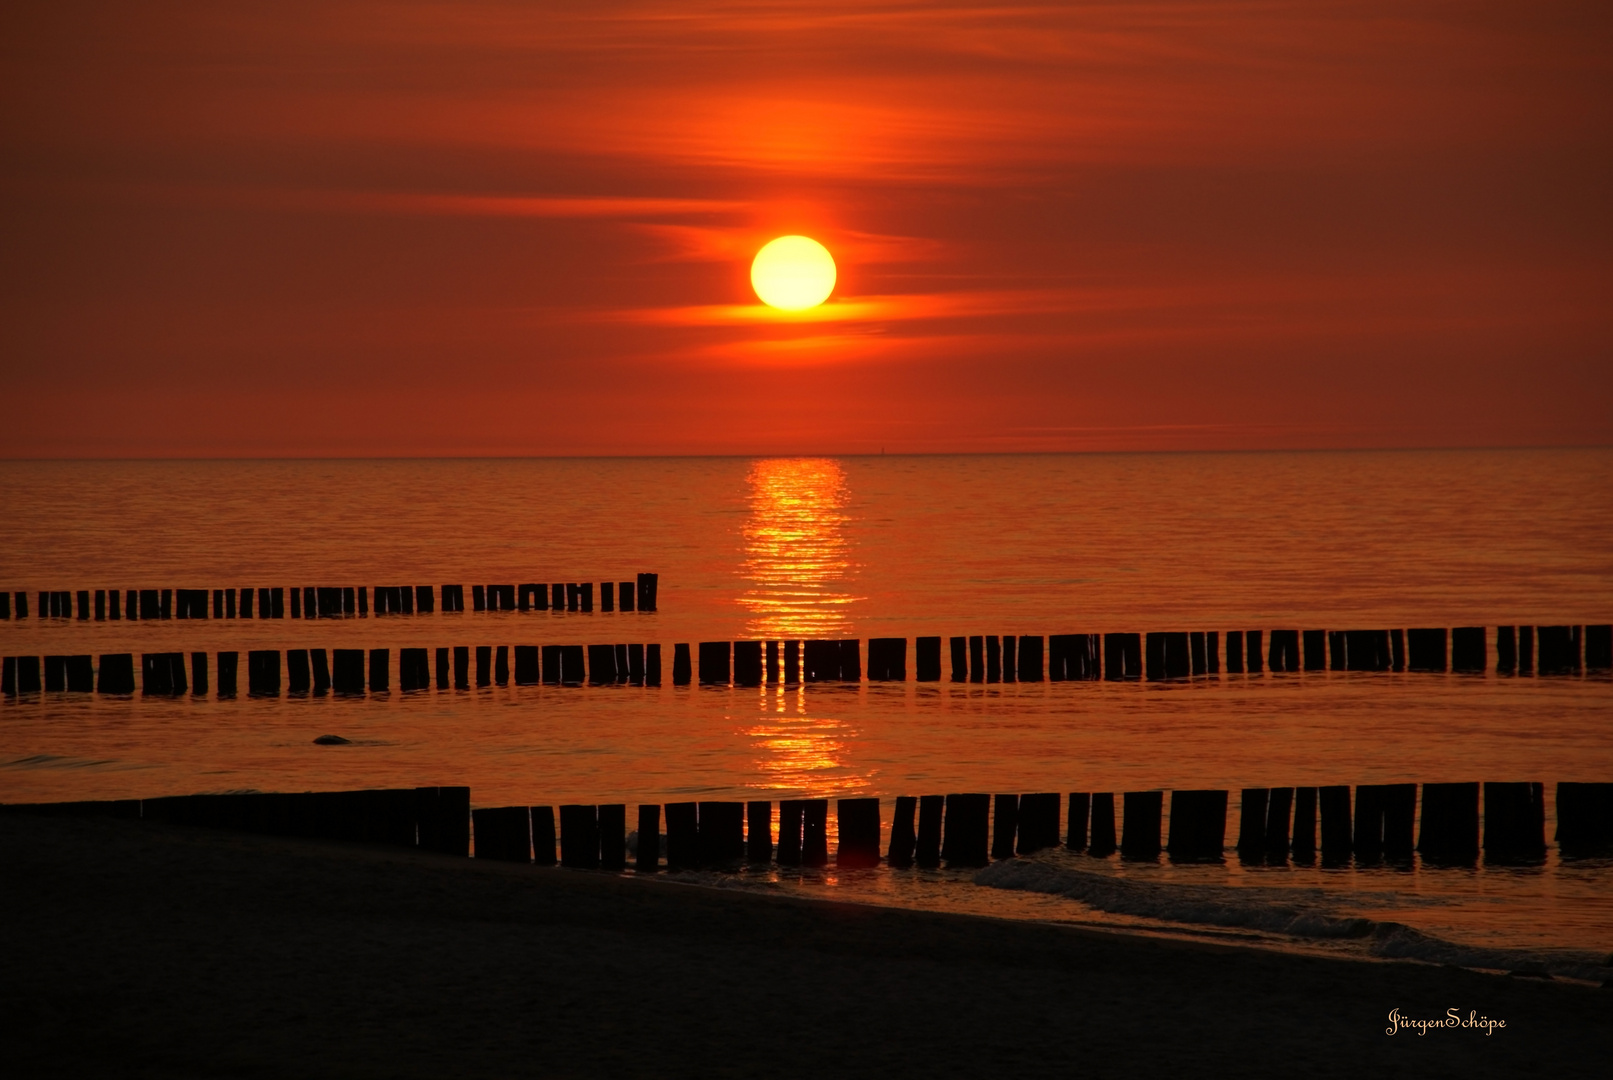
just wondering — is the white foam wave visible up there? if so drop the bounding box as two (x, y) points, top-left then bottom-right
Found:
(975, 858), (1612, 982)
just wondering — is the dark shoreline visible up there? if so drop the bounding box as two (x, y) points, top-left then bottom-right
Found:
(3, 814), (1607, 1078)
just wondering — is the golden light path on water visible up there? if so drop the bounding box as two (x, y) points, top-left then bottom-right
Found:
(738, 458), (871, 801)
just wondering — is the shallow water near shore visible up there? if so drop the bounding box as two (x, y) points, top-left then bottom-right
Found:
(2, 450), (1611, 963)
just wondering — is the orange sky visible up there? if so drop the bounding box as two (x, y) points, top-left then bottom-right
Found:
(2, 0), (1609, 456)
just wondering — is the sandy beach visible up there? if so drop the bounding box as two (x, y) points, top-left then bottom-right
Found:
(2, 813), (1606, 1079)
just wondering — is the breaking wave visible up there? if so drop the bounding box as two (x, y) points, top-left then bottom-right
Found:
(975, 858), (1612, 982)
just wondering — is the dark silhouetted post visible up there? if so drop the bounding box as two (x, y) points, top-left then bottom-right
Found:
(990, 793), (1018, 859)
(802, 800), (829, 867)
(513, 645), (539, 685)
(950, 636), (967, 682)
(599, 804), (627, 870)
(916, 636), (941, 682)
(1382, 783), (1416, 860)
(968, 636), (984, 683)
(332, 649), (364, 694)
(531, 805), (557, 865)
(473, 585), (487, 612)
(1264, 787), (1292, 860)
(287, 650), (311, 694)
(1065, 792), (1090, 852)
(1555, 782), (1613, 857)
(601, 581), (615, 612)
(915, 795), (943, 867)
(837, 798), (881, 868)
(777, 800), (804, 866)
(1451, 627), (1486, 673)
(673, 643), (692, 685)
(783, 640), (799, 685)
(1291, 787), (1317, 861)
(619, 581), (635, 612)
(1586, 625), (1612, 671)
(1496, 626), (1517, 675)
(1016, 793), (1060, 853)
(636, 572), (658, 611)
(248, 650), (280, 696)
(310, 649), (330, 694)
(838, 639), (860, 682)
(697, 802), (745, 868)
(1407, 628), (1447, 672)
(1088, 793), (1116, 856)
(665, 802), (699, 869)
(646, 643), (661, 686)
(1166, 789), (1227, 862)
(1303, 630), (1326, 670)
(474, 807), (531, 862)
(766, 641), (780, 684)
(636, 804), (660, 872)
(1001, 635), (1016, 683)
(215, 652), (236, 697)
(1319, 785), (1351, 862)
(1245, 630), (1263, 674)
(942, 793), (989, 866)
(494, 645), (509, 685)
(747, 801), (772, 862)
(867, 638), (906, 681)
(1238, 788), (1268, 861)
(888, 796), (917, 867)
(1417, 782), (1479, 864)
(367, 648), (389, 692)
(985, 635), (1001, 682)
(733, 640), (762, 686)
(698, 641), (729, 685)
(1120, 791), (1162, 860)
(1478, 782), (1544, 861)
(98, 653), (136, 694)
(559, 804), (600, 868)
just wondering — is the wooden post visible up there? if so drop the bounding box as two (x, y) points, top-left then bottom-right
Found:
(1120, 791), (1162, 860)
(93, 653), (135, 695)
(916, 636), (942, 682)
(361, 648), (388, 692)
(942, 793), (989, 866)
(579, 583), (593, 612)
(1554, 783), (1613, 856)
(287, 649), (311, 694)
(1417, 782), (1479, 864)
(950, 637), (967, 682)
(733, 641), (763, 686)
(645, 643), (661, 686)
(1165, 789), (1227, 862)
(915, 795), (943, 867)
(1088, 793), (1116, 856)
(513, 645), (539, 685)
(777, 800), (804, 866)
(867, 638), (906, 681)
(598, 804), (627, 870)
(636, 572), (658, 611)
(1451, 627), (1486, 673)
(1496, 626), (1517, 675)
(1225, 630), (1245, 674)
(636, 805), (659, 871)
(1104, 633), (1140, 680)
(697, 802), (745, 868)
(665, 801), (699, 869)
(1383, 783), (1416, 860)
(1237, 788), (1268, 860)
(985, 635), (1001, 682)
(1245, 630), (1263, 674)
(1001, 635), (1016, 683)
(968, 636), (984, 683)
(474, 807), (531, 862)
(530, 805), (556, 865)
(248, 650), (280, 696)
(214, 652), (236, 697)
(1264, 787), (1292, 860)
(888, 796), (917, 867)
(783, 640), (800, 685)
(837, 639), (860, 682)
(601, 581), (615, 612)
(1302, 630), (1326, 670)
(559, 804), (600, 868)
(746, 800), (772, 862)
(1066, 792), (1090, 852)
(1016, 793), (1060, 853)
(1291, 787), (1318, 861)
(1318, 785), (1351, 862)
(802, 799), (829, 867)
(310, 649), (330, 694)
(990, 793), (1018, 859)
(1585, 624), (1612, 671)
(401, 648), (431, 691)
(619, 581), (635, 612)
(766, 641), (780, 684)
(836, 798), (881, 868)
(698, 641), (729, 685)
(672, 643), (692, 685)
(1407, 628), (1447, 672)
(1475, 782), (1544, 861)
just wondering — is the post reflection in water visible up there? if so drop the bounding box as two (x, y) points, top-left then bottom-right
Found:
(738, 457), (860, 640)
(739, 459), (872, 801)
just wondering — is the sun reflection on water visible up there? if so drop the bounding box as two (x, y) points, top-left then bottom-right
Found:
(739, 457), (861, 639)
(743, 708), (871, 800)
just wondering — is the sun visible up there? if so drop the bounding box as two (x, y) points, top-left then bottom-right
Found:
(750, 236), (836, 310)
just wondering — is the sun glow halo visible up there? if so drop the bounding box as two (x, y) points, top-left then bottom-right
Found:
(751, 236), (836, 310)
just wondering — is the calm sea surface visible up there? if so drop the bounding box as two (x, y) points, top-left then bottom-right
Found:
(3, 451), (1611, 970)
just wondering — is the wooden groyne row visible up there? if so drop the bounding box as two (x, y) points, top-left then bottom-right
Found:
(6, 781), (1611, 863)
(0, 575), (659, 621)
(2, 644), (665, 696)
(6, 625), (1612, 698)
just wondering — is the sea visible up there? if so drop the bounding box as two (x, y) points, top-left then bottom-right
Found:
(2, 451), (1610, 979)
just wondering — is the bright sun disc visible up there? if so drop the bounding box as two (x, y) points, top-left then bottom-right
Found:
(751, 235), (836, 310)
